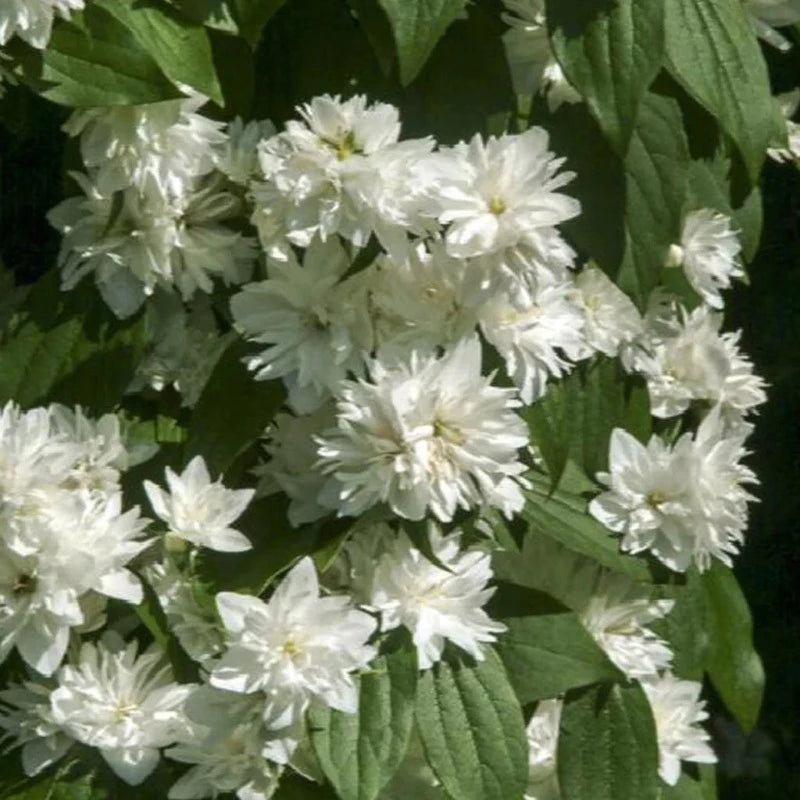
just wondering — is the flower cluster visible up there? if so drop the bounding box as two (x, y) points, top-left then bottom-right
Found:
(2, 9), (776, 787)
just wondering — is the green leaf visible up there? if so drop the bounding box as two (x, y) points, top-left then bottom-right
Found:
(162, 0), (240, 33)
(309, 643), (418, 800)
(0, 271), (148, 413)
(557, 684), (659, 800)
(347, 0), (397, 77)
(687, 153), (763, 262)
(492, 608), (623, 705)
(230, 0), (288, 48)
(664, 0), (776, 181)
(617, 91), (690, 308)
(660, 569), (707, 681)
(547, 0), (664, 154)
(376, 0), (467, 85)
(8, 5), (180, 106)
(415, 647), (528, 800)
(93, 0), (223, 105)
(516, 474), (661, 583)
(185, 337), (286, 477)
(701, 563), (764, 732)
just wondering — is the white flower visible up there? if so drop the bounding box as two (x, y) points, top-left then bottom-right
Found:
(501, 0), (581, 110)
(589, 406), (757, 572)
(210, 557), (377, 730)
(1, 489), (148, 675)
(768, 89), (800, 163)
(479, 281), (586, 403)
(49, 174), (255, 318)
(255, 95), (429, 255)
(231, 237), (373, 413)
(364, 523), (505, 669)
(0, 678), (73, 777)
(641, 673), (716, 785)
(145, 456), (254, 553)
(580, 573), (674, 680)
(748, 0), (800, 51)
(63, 96), (226, 199)
(217, 118), (276, 185)
(145, 560), (225, 669)
(573, 266), (642, 358)
(48, 405), (129, 493)
(0, 0), (83, 49)
(420, 129), (580, 301)
(667, 210), (743, 309)
(630, 302), (766, 422)
(316, 336), (530, 522)
(524, 699), (562, 800)
(167, 687), (283, 800)
(50, 639), (194, 785)
(255, 404), (338, 528)
(369, 241), (484, 354)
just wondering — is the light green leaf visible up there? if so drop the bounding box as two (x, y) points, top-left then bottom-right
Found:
(415, 647), (528, 800)
(93, 0), (223, 105)
(185, 337), (286, 477)
(557, 683), (660, 800)
(0, 272), (148, 413)
(664, 0), (776, 181)
(547, 0), (664, 154)
(309, 643), (418, 800)
(376, 0), (467, 85)
(701, 563), (764, 732)
(517, 474), (662, 583)
(493, 610), (623, 705)
(162, 0), (240, 33)
(660, 569), (708, 681)
(617, 91), (690, 308)
(9, 5), (180, 106)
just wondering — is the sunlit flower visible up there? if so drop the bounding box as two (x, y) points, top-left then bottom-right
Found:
(641, 672), (716, 785)
(0, 0), (83, 49)
(145, 455), (253, 553)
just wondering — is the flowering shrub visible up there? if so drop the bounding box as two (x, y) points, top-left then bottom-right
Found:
(0, 1), (796, 798)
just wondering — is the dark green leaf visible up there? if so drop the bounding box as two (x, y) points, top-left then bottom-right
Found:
(701, 563), (764, 732)
(547, 0), (664, 154)
(0, 271), (148, 413)
(664, 0), (776, 181)
(230, 0), (288, 48)
(494, 612), (623, 705)
(93, 0), (223, 105)
(617, 91), (690, 307)
(185, 337), (286, 476)
(517, 474), (661, 583)
(8, 5), (180, 106)
(376, 0), (468, 85)
(309, 644), (418, 800)
(557, 683), (660, 800)
(415, 647), (528, 800)
(660, 569), (707, 681)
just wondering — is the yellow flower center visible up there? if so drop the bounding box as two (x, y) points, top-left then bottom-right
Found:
(488, 195), (507, 215)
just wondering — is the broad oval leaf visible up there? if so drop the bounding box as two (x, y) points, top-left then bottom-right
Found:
(9, 5), (180, 107)
(376, 0), (467, 85)
(616, 91), (690, 308)
(415, 647), (528, 800)
(93, 0), (223, 105)
(547, 0), (665, 154)
(308, 642), (418, 800)
(701, 563), (764, 732)
(494, 612), (624, 705)
(664, 0), (776, 181)
(0, 271), (148, 413)
(185, 337), (286, 476)
(557, 683), (659, 800)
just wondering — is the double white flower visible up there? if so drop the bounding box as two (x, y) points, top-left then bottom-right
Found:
(590, 405), (757, 572)
(316, 336), (530, 522)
